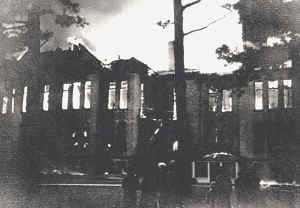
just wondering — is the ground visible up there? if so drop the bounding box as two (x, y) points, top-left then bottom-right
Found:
(0, 181), (300, 207)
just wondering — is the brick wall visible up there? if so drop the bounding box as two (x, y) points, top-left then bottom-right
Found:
(185, 80), (201, 147)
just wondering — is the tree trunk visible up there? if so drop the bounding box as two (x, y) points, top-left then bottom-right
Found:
(17, 6), (41, 182)
(173, 0), (187, 140)
(173, 0), (191, 193)
(27, 4), (40, 63)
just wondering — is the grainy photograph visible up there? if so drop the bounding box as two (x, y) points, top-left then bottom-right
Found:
(0, 0), (299, 207)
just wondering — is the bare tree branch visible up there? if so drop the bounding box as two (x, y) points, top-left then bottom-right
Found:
(184, 26), (208, 36)
(182, 0), (202, 11)
(184, 13), (231, 36)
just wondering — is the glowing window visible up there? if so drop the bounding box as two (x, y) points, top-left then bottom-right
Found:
(2, 97), (8, 114)
(173, 88), (177, 120)
(84, 81), (92, 109)
(255, 82), (263, 110)
(72, 82), (81, 109)
(283, 80), (292, 108)
(268, 81), (278, 109)
(43, 85), (50, 111)
(119, 81), (128, 109)
(140, 83), (146, 118)
(62, 83), (71, 110)
(11, 88), (15, 113)
(22, 86), (28, 113)
(222, 90), (232, 112)
(108, 82), (116, 109)
(208, 89), (217, 112)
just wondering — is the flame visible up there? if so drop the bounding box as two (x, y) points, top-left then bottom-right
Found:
(67, 36), (84, 51)
(67, 36), (83, 46)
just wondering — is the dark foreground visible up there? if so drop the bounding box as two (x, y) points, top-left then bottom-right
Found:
(0, 182), (300, 208)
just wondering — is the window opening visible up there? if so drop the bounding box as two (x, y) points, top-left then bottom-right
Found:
(84, 81), (92, 109)
(43, 84), (50, 111)
(72, 82), (81, 109)
(119, 81), (128, 109)
(268, 80), (278, 109)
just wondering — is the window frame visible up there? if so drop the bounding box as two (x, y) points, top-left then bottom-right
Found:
(119, 80), (128, 109)
(62, 83), (72, 110)
(43, 84), (50, 111)
(2, 96), (9, 114)
(11, 88), (16, 113)
(222, 89), (232, 112)
(254, 81), (263, 111)
(72, 81), (81, 110)
(208, 89), (217, 112)
(268, 80), (279, 110)
(84, 81), (92, 109)
(22, 86), (28, 113)
(283, 79), (292, 109)
(108, 81), (117, 110)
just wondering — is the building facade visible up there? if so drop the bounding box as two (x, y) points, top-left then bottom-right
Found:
(0, 43), (300, 183)
(0, 44), (150, 177)
(146, 64), (300, 183)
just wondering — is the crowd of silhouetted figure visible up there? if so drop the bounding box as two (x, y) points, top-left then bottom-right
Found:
(121, 159), (264, 208)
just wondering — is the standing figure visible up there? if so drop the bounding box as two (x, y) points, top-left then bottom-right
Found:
(207, 181), (217, 208)
(214, 174), (232, 208)
(156, 162), (170, 208)
(139, 152), (159, 208)
(235, 169), (261, 208)
(122, 167), (139, 208)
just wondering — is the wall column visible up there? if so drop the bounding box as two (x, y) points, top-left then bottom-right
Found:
(185, 79), (201, 148)
(86, 73), (100, 174)
(126, 73), (141, 156)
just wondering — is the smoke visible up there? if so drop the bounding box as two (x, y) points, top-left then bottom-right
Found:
(80, 0), (134, 15)
(41, 0), (138, 52)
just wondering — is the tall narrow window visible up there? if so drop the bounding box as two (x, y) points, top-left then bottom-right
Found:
(119, 80), (128, 109)
(62, 83), (71, 110)
(43, 84), (50, 111)
(255, 82), (263, 110)
(11, 88), (15, 113)
(2, 97), (8, 114)
(208, 89), (217, 112)
(140, 83), (146, 118)
(283, 79), (292, 108)
(22, 86), (28, 113)
(222, 90), (232, 112)
(173, 88), (177, 120)
(268, 80), (278, 109)
(84, 81), (92, 109)
(108, 82), (116, 109)
(72, 82), (81, 109)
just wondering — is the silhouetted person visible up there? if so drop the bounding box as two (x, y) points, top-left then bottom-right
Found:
(235, 169), (260, 208)
(122, 167), (139, 208)
(214, 174), (232, 208)
(166, 159), (178, 207)
(156, 162), (173, 208)
(93, 143), (113, 175)
(138, 147), (160, 208)
(139, 166), (158, 208)
(207, 181), (217, 208)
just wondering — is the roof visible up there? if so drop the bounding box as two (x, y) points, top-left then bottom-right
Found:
(108, 57), (150, 80)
